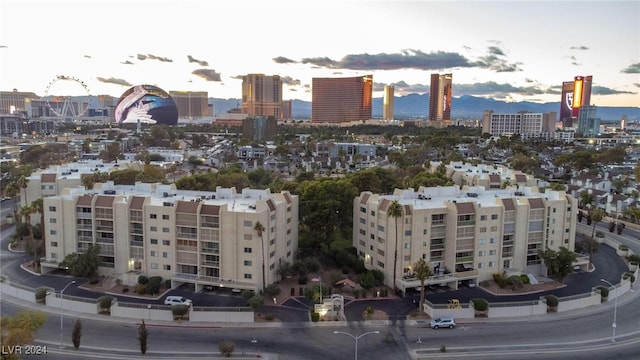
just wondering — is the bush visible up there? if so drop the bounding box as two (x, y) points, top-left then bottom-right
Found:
(137, 275), (149, 285)
(218, 340), (235, 357)
(35, 288), (48, 302)
(264, 283), (281, 297)
(240, 289), (255, 300)
(366, 306), (374, 315)
(507, 275), (523, 290)
(623, 272), (636, 283)
(248, 295), (264, 310)
(265, 313), (275, 321)
(145, 276), (162, 295)
(492, 271), (508, 288)
(136, 284), (146, 295)
(545, 295), (559, 307)
(98, 295), (113, 309)
(311, 312), (320, 322)
(520, 274), (530, 284)
(628, 254), (640, 264)
(89, 277), (99, 285)
(598, 285), (609, 301)
(171, 304), (190, 320)
(471, 298), (488, 312)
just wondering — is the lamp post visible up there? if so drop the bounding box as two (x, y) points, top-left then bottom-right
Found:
(333, 330), (380, 360)
(600, 279), (617, 343)
(60, 280), (76, 348)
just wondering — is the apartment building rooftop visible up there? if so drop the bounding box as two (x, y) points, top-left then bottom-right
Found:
(368, 185), (562, 211)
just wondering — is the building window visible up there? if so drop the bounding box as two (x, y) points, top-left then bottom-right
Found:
(377, 261), (385, 268)
(270, 263), (275, 270)
(162, 214), (170, 220)
(287, 251), (291, 257)
(480, 215), (487, 221)
(48, 206), (56, 212)
(244, 260), (252, 266)
(491, 214), (498, 220)
(404, 243), (411, 249)
(404, 230), (412, 236)
(50, 230), (57, 235)
(490, 226), (498, 232)
(150, 239), (158, 244)
(150, 251), (157, 257)
(244, 247), (252, 253)
(270, 239), (275, 245)
(150, 214), (157, 219)
(150, 263), (158, 269)
(478, 250), (485, 257)
(162, 252), (169, 258)
(150, 226), (157, 232)
(244, 274), (252, 279)
(360, 218), (366, 224)
(162, 227), (170, 233)
(49, 218), (56, 223)
(162, 240), (170, 246)
(51, 241), (58, 247)
(489, 261), (495, 268)
(490, 238), (496, 244)
(163, 265), (171, 271)
(489, 250), (496, 256)
(479, 227), (487, 233)
(243, 220), (252, 227)
(378, 225), (385, 232)
(478, 262), (484, 269)
(270, 251), (275, 258)
(244, 234), (252, 241)
(51, 253), (58, 259)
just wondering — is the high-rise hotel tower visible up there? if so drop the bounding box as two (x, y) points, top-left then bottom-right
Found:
(312, 75), (373, 123)
(242, 74), (283, 119)
(429, 73), (453, 122)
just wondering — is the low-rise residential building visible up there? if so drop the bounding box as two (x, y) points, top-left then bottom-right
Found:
(353, 185), (577, 294)
(41, 182), (298, 292)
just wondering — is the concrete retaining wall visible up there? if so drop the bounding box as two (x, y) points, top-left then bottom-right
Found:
(0, 283), (35, 302)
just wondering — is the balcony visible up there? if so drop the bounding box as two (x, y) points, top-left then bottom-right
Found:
(176, 232), (197, 240)
(200, 248), (219, 255)
(177, 245), (197, 252)
(455, 256), (474, 264)
(201, 260), (220, 267)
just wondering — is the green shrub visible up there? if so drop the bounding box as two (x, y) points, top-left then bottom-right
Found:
(265, 313), (275, 321)
(507, 275), (523, 290)
(136, 284), (146, 295)
(137, 275), (149, 285)
(248, 295), (264, 310)
(366, 306), (374, 315)
(623, 272), (636, 283)
(440, 345), (446, 353)
(35, 288), (48, 302)
(598, 285), (609, 301)
(218, 340), (235, 357)
(145, 276), (162, 295)
(628, 254), (640, 263)
(98, 295), (113, 309)
(264, 283), (281, 297)
(471, 298), (488, 311)
(89, 277), (99, 285)
(492, 271), (508, 288)
(241, 289), (254, 300)
(311, 312), (320, 322)
(171, 304), (190, 320)
(545, 295), (559, 307)
(520, 274), (530, 284)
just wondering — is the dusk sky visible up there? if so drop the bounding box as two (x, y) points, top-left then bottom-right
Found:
(1, 0), (639, 106)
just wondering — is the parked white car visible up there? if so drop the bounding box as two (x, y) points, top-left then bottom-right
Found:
(164, 296), (192, 306)
(430, 317), (456, 329)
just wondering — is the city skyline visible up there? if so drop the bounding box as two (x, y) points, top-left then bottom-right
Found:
(1, 0), (639, 107)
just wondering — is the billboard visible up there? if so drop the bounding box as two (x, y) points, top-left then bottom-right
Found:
(115, 85), (178, 125)
(560, 81), (574, 121)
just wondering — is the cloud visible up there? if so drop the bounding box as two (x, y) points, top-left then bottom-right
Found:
(0, 45), (7, 48)
(303, 49), (473, 70)
(475, 45), (522, 72)
(621, 62), (640, 73)
(187, 55), (208, 66)
(590, 86), (634, 95)
(487, 46), (505, 56)
(230, 75), (243, 80)
(570, 46), (589, 50)
(121, 60), (134, 65)
(136, 54), (173, 62)
(84, 55), (91, 59)
(273, 56), (296, 64)
(280, 76), (301, 86)
(455, 82), (544, 96)
(192, 69), (222, 82)
(634, 83), (640, 88)
(96, 77), (132, 87)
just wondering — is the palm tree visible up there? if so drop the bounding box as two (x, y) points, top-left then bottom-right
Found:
(588, 208), (604, 270)
(4, 181), (20, 222)
(388, 200), (403, 293)
(579, 190), (594, 210)
(19, 204), (34, 255)
(254, 221), (266, 292)
(413, 258), (432, 313)
(15, 175), (29, 207)
(31, 198), (45, 270)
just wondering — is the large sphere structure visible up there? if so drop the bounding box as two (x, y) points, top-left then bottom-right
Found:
(115, 85), (178, 125)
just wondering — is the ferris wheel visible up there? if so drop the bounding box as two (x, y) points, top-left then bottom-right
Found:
(44, 75), (91, 117)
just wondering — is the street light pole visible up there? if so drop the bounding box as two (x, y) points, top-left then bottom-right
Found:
(60, 280), (76, 348)
(600, 279), (617, 343)
(333, 330), (380, 360)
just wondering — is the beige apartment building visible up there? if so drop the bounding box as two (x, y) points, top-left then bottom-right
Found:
(41, 182), (298, 292)
(353, 185), (577, 294)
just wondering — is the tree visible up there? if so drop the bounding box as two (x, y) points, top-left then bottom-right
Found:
(578, 190), (594, 209)
(71, 319), (82, 349)
(413, 258), (432, 313)
(254, 221), (266, 292)
(60, 244), (101, 279)
(4, 182), (20, 222)
(218, 340), (235, 357)
(99, 142), (122, 162)
(539, 247), (577, 283)
(138, 319), (148, 354)
(15, 174), (29, 206)
(0, 310), (47, 360)
(588, 208), (604, 270)
(18, 204), (36, 257)
(31, 198), (45, 270)
(388, 200), (403, 293)
(276, 260), (292, 282)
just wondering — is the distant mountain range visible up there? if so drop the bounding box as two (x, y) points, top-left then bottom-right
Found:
(211, 94), (640, 122)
